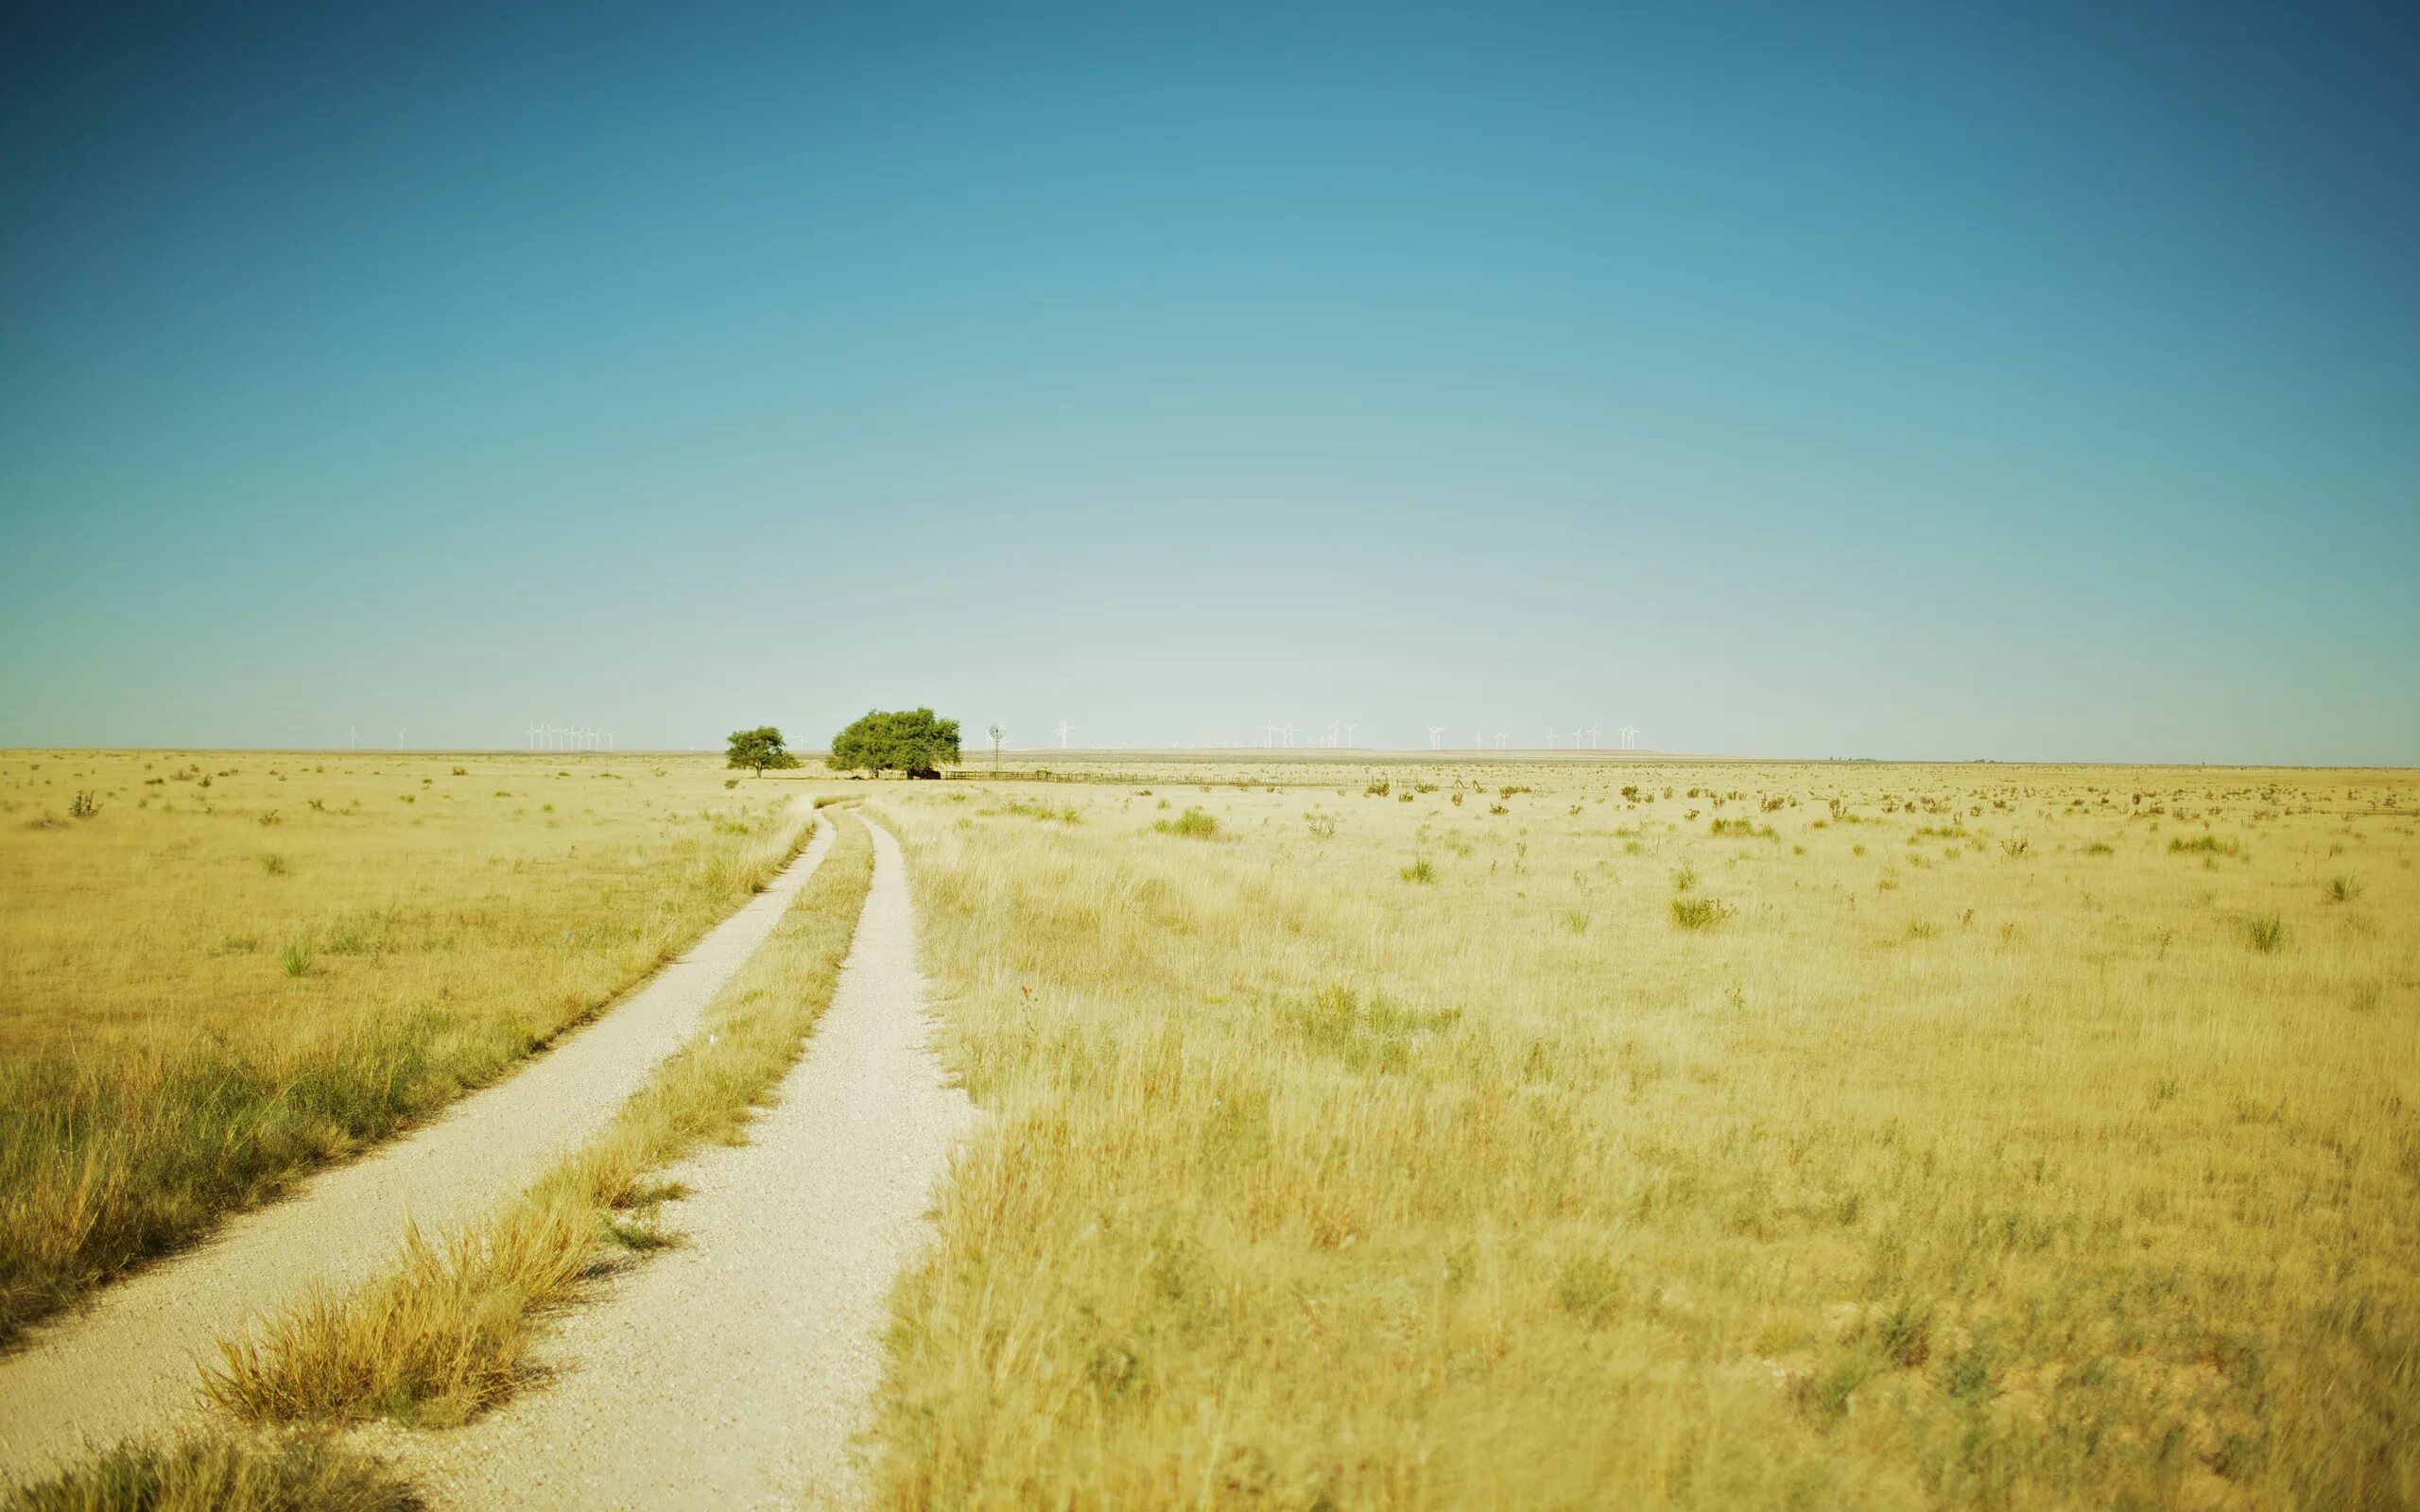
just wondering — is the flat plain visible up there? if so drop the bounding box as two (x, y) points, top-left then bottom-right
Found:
(0, 749), (808, 1339)
(2, 752), (2414, 1510)
(866, 759), (2418, 1509)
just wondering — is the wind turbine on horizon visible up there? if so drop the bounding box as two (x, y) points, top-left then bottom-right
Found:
(1057, 720), (1071, 749)
(1427, 726), (1446, 751)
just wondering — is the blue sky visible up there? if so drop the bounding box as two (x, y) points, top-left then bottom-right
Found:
(3, 1), (2413, 761)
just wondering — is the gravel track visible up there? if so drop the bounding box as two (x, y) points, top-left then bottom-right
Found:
(0, 803), (836, 1490)
(388, 814), (975, 1511)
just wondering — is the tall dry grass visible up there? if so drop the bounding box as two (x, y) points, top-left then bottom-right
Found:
(0, 1433), (412, 1512)
(203, 812), (876, 1428)
(0, 750), (816, 1340)
(868, 764), (2418, 1509)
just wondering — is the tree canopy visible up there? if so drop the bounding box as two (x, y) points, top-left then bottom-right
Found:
(725, 726), (801, 774)
(828, 708), (960, 779)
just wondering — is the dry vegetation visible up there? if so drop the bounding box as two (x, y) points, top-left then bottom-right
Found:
(868, 761), (2418, 1509)
(204, 811), (874, 1428)
(0, 749), (812, 1339)
(0, 1435), (411, 1512)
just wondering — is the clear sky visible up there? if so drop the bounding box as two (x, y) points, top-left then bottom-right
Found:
(3, 2), (2414, 762)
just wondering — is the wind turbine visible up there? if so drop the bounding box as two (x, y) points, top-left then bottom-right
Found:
(1545, 727), (1557, 750)
(347, 726), (358, 750)
(1057, 720), (1071, 750)
(1494, 730), (1509, 750)
(1341, 721), (1357, 748)
(1279, 720), (1297, 748)
(1621, 725), (1640, 750)
(1427, 726), (1446, 751)
(395, 728), (407, 749)
(1585, 724), (1600, 749)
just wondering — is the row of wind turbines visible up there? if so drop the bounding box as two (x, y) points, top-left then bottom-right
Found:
(527, 721), (614, 751)
(337, 724), (614, 751)
(1040, 720), (1642, 751)
(1425, 725), (1640, 751)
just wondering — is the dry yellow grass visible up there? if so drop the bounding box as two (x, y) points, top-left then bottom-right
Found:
(867, 762), (2418, 1509)
(0, 1433), (411, 1512)
(203, 811), (876, 1428)
(0, 749), (814, 1338)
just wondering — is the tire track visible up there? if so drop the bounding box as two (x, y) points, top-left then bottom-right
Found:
(389, 815), (974, 1510)
(0, 803), (838, 1490)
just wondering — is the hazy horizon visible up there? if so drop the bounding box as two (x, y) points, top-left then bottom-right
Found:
(5, 2), (2415, 765)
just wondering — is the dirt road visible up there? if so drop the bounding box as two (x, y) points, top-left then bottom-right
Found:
(389, 815), (975, 1510)
(0, 805), (837, 1490)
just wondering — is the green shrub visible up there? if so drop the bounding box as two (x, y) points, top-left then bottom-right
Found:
(1152, 808), (1219, 840)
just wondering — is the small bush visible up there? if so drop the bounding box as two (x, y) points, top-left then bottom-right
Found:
(1305, 813), (1339, 840)
(2325, 875), (2362, 903)
(1708, 817), (1775, 840)
(1670, 897), (1730, 931)
(1875, 1299), (1932, 1367)
(277, 940), (317, 977)
(68, 791), (101, 819)
(1401, 857), (1437, 885)
(2241, 913), (2286, 954)
(1556, 1254), (1624, 1328)
(1152, 807), (1219, 840)
(261, 854), (288, 877)
(2169, 834), (2240, 857)
(1671, 867), (1699, 894)
(1364, 779), (1391, 798)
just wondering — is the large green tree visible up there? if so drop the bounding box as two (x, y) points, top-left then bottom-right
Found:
(827, 708), (961, 779)
(725, 726), (801, 774)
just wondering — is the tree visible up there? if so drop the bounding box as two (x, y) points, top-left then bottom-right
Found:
(725, 726), (801, 775)
(827, 708), (961, 779)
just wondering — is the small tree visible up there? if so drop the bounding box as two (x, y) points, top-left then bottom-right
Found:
(828, 708), (961, 779)
(725, 726), (801, 775)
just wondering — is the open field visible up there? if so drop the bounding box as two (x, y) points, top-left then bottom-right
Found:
(868, 760), (2419, 1508)
(4, 752), (2413, 1509)
(0, 750), (814, 1339)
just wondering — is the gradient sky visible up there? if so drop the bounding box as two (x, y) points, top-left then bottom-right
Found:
(3, 1), (2414, 762)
